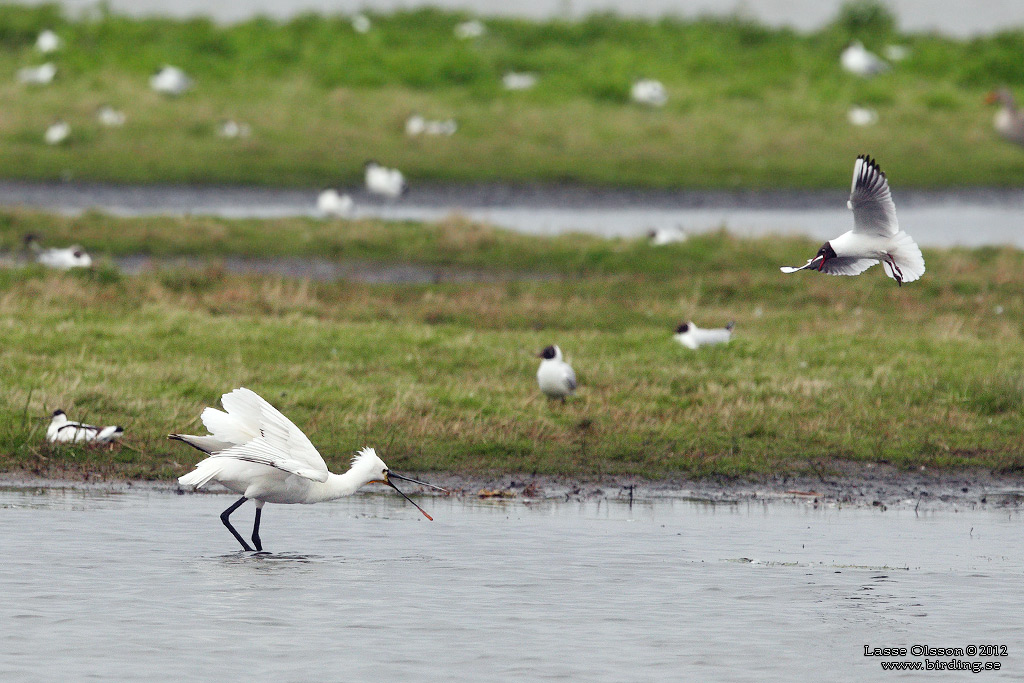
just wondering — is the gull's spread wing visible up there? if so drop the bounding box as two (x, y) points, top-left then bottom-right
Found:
(848, 155), (898, 237)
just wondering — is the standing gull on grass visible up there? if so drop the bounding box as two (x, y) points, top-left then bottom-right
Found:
(47, 410), (123, 444)
(536, 345), (577, 402)
(780, 155), (924, 286)
(173, 388), (445, 551)
(150, 65), (191, 95)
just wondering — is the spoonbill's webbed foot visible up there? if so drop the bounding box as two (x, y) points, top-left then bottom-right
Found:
(252, 506), (263, 552)
(221, 496), (254, 551)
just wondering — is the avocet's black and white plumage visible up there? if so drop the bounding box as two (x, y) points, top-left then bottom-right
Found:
(674, 321), (734, 350)
(173, 387), (445, 551)
(47, 410), (123, 444)
(536, 345), (577, 402)
(780, 155), (924, 286)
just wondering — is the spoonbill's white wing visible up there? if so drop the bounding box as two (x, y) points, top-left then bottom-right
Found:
(781, 255), (878, 276)
(849, 155), (898, 237)
(205, 388), (329, 482)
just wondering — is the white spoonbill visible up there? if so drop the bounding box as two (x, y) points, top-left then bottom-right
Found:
(780, 155), (924, 286)
(172, 387), (445, 551)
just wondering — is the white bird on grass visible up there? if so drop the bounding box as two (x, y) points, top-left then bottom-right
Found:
(847, 105), (878, 126)
(364, 160), (408, 199)
(150, 65), (192, 95)
(674, 321), (734, 350)
(352, 14), (372, 34)
(18, 62), (56, 85)
(405, 114), (457, 137)
(24, 234), (92, 269)
(454, 20), (486, 39)
(631, 79), (667, 107)
(97, 105), (127, 127)
(217, 119), (251, 139)
(840, 41), (889, 77)
(502, 72), (537, 91)
(536, 345), (577, 402)
(173, 387), (446, 552)
(781, 155), (924, 286)
(36, 29), (61, 54)
(317, 188), (354, 217)
(647, 226), (687, 245)
(44, 121), (70, 145)
(47, 410), (123, 444)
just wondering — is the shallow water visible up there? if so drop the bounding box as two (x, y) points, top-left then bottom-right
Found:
(2, 181), (1022, 249)
(0, 486), (1020, 681)
(14, 0), (1024, 36)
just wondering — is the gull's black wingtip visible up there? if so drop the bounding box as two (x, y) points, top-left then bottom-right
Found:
(856, 153), (885, 180)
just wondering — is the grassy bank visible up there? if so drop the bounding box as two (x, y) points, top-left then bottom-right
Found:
(1, 210), (1023, 480)
(0, 4), (1023, 188)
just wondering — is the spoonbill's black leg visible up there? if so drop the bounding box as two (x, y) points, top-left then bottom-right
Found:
(220, 496), (254, 551)
(251, 505), (264, 552)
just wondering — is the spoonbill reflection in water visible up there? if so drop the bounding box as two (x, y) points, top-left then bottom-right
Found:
(172, 387), (445, 551)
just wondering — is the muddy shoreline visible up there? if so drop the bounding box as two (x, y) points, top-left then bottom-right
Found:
(4, 463), (1023, 511)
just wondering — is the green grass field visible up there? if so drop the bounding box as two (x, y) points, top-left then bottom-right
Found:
(0, 3), (1023, 188)
(1, 210), (1022, 480)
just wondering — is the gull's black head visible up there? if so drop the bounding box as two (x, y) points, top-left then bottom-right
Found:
(675, 322), (690, 334)
(52, 409), (65, 418)
(364, 159), (379, 170)
(815, 242), (837, 271)
(538, 345), (557, 360)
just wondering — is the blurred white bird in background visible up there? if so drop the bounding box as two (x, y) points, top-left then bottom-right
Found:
(405, 114), (457, 137)
(217, 119), (251, 139)
(35, 29), (61, 53)
(503, 72), (538, 91)
(24, 234), (92, 269)
(631, 79), (667, 107)
(454, 20), (486, 39)
(97, 105), (127, 127)
(352, 13), (371, 34)
(47, 410), (123, 444)
(674, 321), (734, 350)
(173, 387), (446, 551)
(18, 62), (56, 85)
(647, 226), (687, 245)
(44, 121), (70, 145)
(883, 44), (910, 62)
(364, 161), (408, 198)
(317, 189), (354, 217)
(847, 105), (878, 126)
(781, 155), (924, 286)
(840, 41), (889, 77)
(150, 65), (192, 95)
(536, 345), (577, 402)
